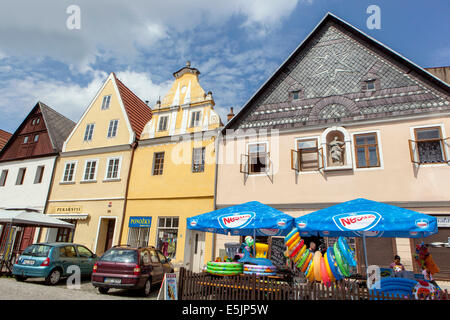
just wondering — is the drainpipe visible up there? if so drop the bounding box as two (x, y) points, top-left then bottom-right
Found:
(39, 154), (59, 243)
(118, 141), (137, 245)
(212, 128), (221, 261)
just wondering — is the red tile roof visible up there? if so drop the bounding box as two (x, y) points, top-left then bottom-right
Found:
(113, 73), (153, 140)
(0, 129), (12, 150)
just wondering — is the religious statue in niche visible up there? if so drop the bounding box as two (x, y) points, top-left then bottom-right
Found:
(328, 136), (345, 165)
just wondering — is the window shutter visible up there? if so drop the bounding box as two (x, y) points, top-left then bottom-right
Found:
(443, 137), (450, 163)
(240, 154), (249, 174)
(318, 147), (324, 170)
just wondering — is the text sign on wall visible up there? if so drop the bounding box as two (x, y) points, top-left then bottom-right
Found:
(51, 206), (82, 214)
(270, 237), (287, 269)
(437, 216), (450, 227)
(129, 216), (152, 228)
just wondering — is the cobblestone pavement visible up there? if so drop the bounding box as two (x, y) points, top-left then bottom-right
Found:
(0, 276), (159, 300)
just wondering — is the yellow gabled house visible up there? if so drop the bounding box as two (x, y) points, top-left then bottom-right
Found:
(121, 62), (222, 271)
(42, 73), (152, 255)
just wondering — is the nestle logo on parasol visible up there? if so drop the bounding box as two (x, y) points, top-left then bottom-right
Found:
(333, 211), (381, 231)
(219, 212), (255, 229)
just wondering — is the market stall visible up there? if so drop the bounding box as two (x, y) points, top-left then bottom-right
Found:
(286, 198), (443, 299)
(0, 209), (74, 275)
(187, 201), (294, 278)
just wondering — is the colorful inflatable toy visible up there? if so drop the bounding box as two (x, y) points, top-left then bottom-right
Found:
(338, 237), (357, 267)
(243, 264), (277, 276)
(333, 242), (350, 277)
(313, 251), (322, 282)
(326, 247), (343, 281)
(206, 261), (243, 275)
(320, 254), (331, 286)
(238, 237), (274, 266)
(414, 243), (440, 275)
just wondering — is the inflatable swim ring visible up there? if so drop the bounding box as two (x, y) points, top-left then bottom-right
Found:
(296, 249), (309, 269)
(333, 242), (350, 277)
(320, 255), (331, 286)
(290, 240), (304, 258)
(302, 252), (313, 273)
(324, 253), (335, 282)
(207, 261), (242, 268)
(243, 271), (276, 276)
(338, 237), (357, 267)
(327, 247), (343, 281)
(286, 232), (300, 249)
(305, 259), (315, 281)
(208, 269), (242, 276)
(284, 228), (299, 244)
(293, 245), (306, 264)
(313, 251), (322, 282)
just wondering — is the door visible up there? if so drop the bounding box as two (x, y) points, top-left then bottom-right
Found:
(191, 231), (205, 272)
(104, 219), (115, 252)
(19, 227), (36, 252)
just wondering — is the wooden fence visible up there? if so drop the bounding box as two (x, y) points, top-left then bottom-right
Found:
(177, 268), (449, 301)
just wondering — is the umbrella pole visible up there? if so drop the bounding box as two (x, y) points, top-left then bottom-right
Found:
(363, 233), (369, 275)
(253, 229), (256, 257)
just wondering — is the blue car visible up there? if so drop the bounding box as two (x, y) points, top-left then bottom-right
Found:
(13, 243), (98, 285)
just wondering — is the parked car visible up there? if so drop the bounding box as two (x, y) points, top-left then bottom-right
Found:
(91, 245), (174, 296)
(12, 243), (98, 285)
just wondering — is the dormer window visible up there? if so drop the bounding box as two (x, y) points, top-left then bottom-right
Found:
(101, 95), (111, 110)
(363, 79), (376, 91)
(33, 134), (39, 142)
(107, 120), (119, 138)
(292, 90), (301, 100)
(190, 111), (201, 128)
(23, 136), (29, 144)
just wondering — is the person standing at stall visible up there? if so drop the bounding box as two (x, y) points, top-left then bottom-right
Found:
(389, 255), (405, 273)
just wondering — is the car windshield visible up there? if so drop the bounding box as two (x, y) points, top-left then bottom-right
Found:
(22, 244), (51, 257)
(100, 249), (137, 263)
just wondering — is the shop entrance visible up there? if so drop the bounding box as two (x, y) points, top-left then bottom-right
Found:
(95, 217), (116, 255)
(190, 231), (205, 272)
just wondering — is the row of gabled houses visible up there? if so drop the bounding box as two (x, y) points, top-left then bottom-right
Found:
(1, 13), (449, 279)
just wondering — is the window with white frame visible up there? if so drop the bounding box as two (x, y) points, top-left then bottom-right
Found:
(156, 217), (179, 259)
(101, 95), (111, 110)
(190, 111), (202, 128)
(158, 115), (169, 132)
(105, 157), (120, 180)
(107, 120), (119, 138)
(62, 162), (76, 182)
(84, 123), (95, 141)
(241, 143), (269, 175)
(291, 138), (323, 172)
(192, 147), (205, 173)
(127, 227), (150, 248)
(354, 133), (380, 168)
(409, 126), (449, 164)
(34, 165), (45, 184)
(83, 160), (97, 181)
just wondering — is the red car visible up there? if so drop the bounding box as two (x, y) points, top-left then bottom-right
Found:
(91, 245), (174, 296)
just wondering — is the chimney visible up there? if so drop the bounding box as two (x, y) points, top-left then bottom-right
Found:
(227, 107), (235, 122)
(145, 100), (150, 105)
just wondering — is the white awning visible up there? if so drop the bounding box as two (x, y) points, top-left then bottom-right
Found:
(0, 209), (75, 229)
(46, 214), (89, 221)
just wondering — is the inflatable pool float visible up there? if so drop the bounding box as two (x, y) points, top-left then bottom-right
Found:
(208, 269), (242, 276)
(323, 253), (335, 282)
(296, 247), (309, 268)
(243, 264), (277, 276)
(333, 242), (350, 277)
(320, 255), (331, 286)
(207, 261), (242, 268)
(293, 245), (306, 264)
(286, 233), (300, 250)
(301, 252), (313, 273)
(207, 265), (243, 271)
(238, 247), (273, 266)
(412, 281), (438, 300)
(284, 228), (299, 244)
(370, 278), (419, 299)
(313, 252), (322, 282)
(289, 240), (304, 258)
(326, 247), (343, 281)
(305, 259), (315, 281)
(206, 261), (243, 275)
(243, 271), (277, 276)
(338, 237), (357, 267)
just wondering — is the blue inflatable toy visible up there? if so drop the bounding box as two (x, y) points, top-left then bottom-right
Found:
(238, 247), (273, 266)
(338, 237), (357, 267)
(370, 278), (418, 299)
(326, 247), (343, 281)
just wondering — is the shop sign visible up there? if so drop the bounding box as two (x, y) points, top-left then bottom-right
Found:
(218, 211), (255, 229)
(437, 216), (450, 227)
(51, 206), (82, 214)
(129, 216), (152, 228)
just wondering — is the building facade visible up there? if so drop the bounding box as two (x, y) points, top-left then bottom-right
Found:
(216, 14), (450, 279)
(0, 102), (75, 256)
(42, 73), (152, 255)
(120, 62), (222, 271)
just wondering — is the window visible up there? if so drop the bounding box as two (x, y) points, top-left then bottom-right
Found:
(241, 143), (269, 174)
(152, 152), (165, 175)
(149, 249), (159, 263)
(292, 90), (300, 100)
(107, 120), (119, 138)
(77, 246), (93, 258)
(291, 138), (323, 172)
(410, 127), (448, 164)
(192, 147), (205, 173)
(31, 119), (36, 125)
(84, 123), (95, 141)
(157, 250), (167, 262)
(127, 227), (150, 248)
(34, 166), (45, 184)
(158, 116), (169, 132)
(62, 162), (76, 182)
(23, 136), (29, 144)
(156, 217), (179, 259)
(59, 246), (77, 257)
(0, 170), (8, 187)
(83, 160), (97, 181)
(33, 134), (39, 142)
(101, 95), (111, 110)
(36, 118), (40, 125)
(106, 158), (120, 180)
(16, 168), (26, 185)
(354, 133), (380, 168)
(190, 111), (201, 128)
(56, 221), (77, 243)
(364, 80), (376, 91)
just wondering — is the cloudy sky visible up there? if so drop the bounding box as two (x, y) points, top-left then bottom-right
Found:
(0, 0), (449, 133)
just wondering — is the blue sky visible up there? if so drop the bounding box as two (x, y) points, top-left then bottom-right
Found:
(0, 0), (449, 133)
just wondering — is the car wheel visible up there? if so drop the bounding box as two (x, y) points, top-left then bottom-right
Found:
(142, 278), (151, 297)
(45, 269), (61, 285)
(14, 275), (27, 282)
(98, 287), (109, 294)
